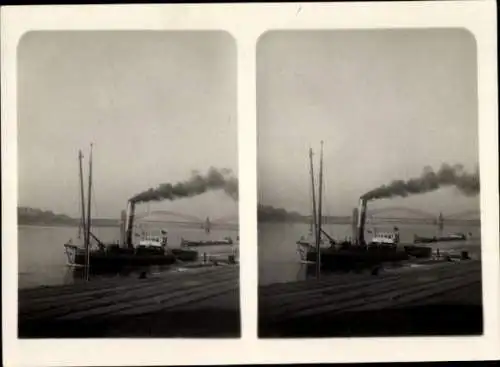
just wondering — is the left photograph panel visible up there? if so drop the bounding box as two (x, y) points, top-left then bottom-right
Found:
(17, 31), (240, 338)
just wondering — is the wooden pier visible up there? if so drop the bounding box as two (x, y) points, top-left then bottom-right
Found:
(259, 260), (482, 337)
(19, 265), (240, 338)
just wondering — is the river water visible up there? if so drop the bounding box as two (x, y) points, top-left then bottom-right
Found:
(19, 222), (480, 289)
(258, 222), (481, 286)
(18, 223), (239, 290)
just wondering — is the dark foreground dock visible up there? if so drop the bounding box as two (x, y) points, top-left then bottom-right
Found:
(259, 260), (482, 337)
(19, 265), (240, 338)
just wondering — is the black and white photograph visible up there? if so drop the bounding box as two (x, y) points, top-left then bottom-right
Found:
(2, 2), (498, 366)
(257, 29), (483, 337)
(17, 31), (240, 338)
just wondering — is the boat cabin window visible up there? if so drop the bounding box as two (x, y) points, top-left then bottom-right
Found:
(377, 233), (395, 239)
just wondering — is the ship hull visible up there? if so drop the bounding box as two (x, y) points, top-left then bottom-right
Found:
(403, 245), (433, 258)
(171, 248), (198, 262)
(181, 240), (233, 247)
(414, 236), (437, 244)
(73, 251), (177, 268)
(414, 235), (466, 244)
(307, 247), (409, 271)
(305, 243), (435, 271)
(65, 244), (182, 269)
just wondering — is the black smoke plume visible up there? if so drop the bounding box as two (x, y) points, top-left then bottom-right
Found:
(362, 163), (480, 201)
(131, 167), (238, 203)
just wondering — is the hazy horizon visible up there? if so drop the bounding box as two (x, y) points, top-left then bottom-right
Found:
(258, 29), (480, 219)
(18, 31), (238, 223)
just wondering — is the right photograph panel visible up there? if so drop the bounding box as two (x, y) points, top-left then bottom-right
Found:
(257, 29), (482, 338)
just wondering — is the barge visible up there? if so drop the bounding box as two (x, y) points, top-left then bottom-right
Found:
(414, 232), (467, 244)
(180, 236), (234, 247)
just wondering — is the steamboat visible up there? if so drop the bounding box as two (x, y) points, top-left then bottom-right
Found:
(63, 147), (198, 272)
(296, 143), (438, 273)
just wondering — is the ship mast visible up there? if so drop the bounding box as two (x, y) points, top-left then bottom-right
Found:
(309, 147), (318, 253)
(316, 141), (324, 279)
(78, 150), (87, 244)
(84, 144), (93, 281)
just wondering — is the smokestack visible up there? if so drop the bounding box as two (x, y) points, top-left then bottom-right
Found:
(351, 207), (358, 242)
(119, 210), (126, 246)
(125, 201), (136, 249)
(357, 197), (367, 245)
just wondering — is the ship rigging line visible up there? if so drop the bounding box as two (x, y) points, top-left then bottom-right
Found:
(91, 176), (98, 221)
(77, 177), (83, 239)
(308, 161), (314, 235)
(322, 169), (329, 229)
(77, 152), (86, 240)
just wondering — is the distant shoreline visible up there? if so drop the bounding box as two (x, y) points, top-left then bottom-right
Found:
(256, 205), (480, 226)
(18, 222), (119, 229)
(17, 221), (240, 230)
(256, 218), (481, 226)
(18, 207), (120, 228)
(17, 219), (479, 228)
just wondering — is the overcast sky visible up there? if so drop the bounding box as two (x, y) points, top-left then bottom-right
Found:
(257, 29), (480, 217)
(18, 31), (237, 221)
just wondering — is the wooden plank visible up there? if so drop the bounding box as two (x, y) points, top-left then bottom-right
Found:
(182, 289), (240, 311)
(285, 269), (480, 319)
(260, 261), (478, 301)
(401, 281), (482, 307)
(261, 273), (381, 299)
(259, 271), (375, 296)
(19, 265), (235, 301)
(21, 272), (237, 322)
(20, 278), (163, 313)
(258, 261), (482, 337)
(18, 266), (240, 338)
(20, 267), (236, 315)
(260, 261), (478, 296)
(20, 266), (236, 307)
(113, 280), (238, 317)
(20, 275), (151, 298)
(259, 264), (479, 319)
(21, 268), (238, 322)
(261, 271), (469, 321)
(57, 277), (238, 320)
(260, 275), (407, 313)
(19, 265), (234, 299)
(348, 274), (481, 312)
(259, 261), (471, 300)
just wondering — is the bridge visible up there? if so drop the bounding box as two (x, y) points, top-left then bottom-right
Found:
(124, 207), (479, 228)
(317, 207), (480, 226)
(129, 210), (239, 231)
(365, 207), (481, 226)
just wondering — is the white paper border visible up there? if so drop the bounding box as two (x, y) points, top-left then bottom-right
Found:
(2, 2), (498, 366)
